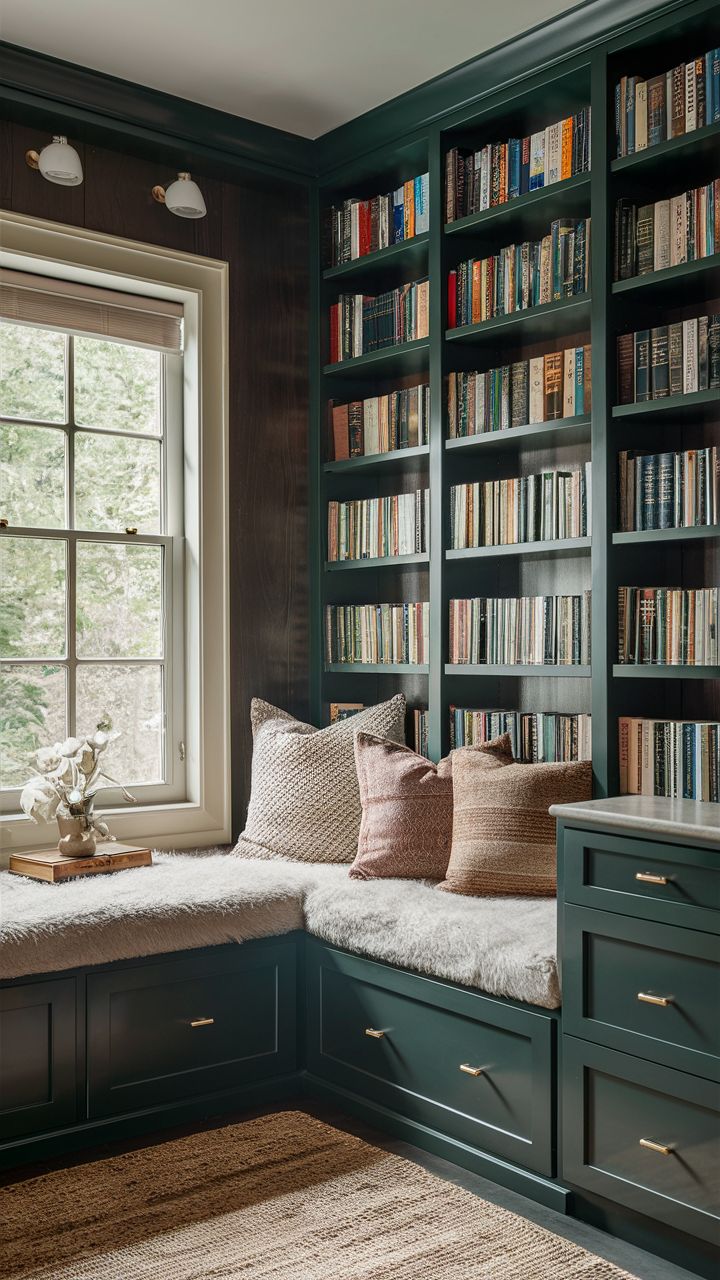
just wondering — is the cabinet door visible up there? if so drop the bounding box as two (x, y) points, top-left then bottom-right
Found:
(0, 979), (77, 1141)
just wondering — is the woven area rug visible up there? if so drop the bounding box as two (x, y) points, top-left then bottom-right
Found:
(1, 1110), (638, 1279)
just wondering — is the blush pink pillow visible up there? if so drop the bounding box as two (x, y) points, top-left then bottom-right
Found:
(349, 731), (453, 881)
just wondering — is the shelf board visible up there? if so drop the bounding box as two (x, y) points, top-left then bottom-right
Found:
(323, 233), (429, 281)
(611, 253), (720, 300)
(324, 337), (429, 378)
(325, 553), (429, 571)
(613, 665), (720, 680)
(610, 121), (720, 176)
(445, 663), (591, 678)
(611, 389), (720, 421)
(613, 526), (720, 547)
(323, 445), (429, 474)
(325, 662), (429, 675)
(445, 415), (591, 455)
(444, 172), (590, 238)
(447, 537), (590, 561)
(446, 294), (590, 347)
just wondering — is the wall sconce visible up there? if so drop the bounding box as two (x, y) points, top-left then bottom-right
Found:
(152, 172), (207, 219)
(25, 135), (83, 187)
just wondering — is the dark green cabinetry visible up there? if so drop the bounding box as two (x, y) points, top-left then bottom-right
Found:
(0, 978), (77, 1141)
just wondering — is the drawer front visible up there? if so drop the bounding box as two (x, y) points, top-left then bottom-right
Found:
(561, 827), (720, 932)
(563, 1037), (720, 1245)
(0, 979), (77, 1141)
(87, 940), (297, 1117)
(563, 905), (720, 1080)
(306, 940), (555, 1176)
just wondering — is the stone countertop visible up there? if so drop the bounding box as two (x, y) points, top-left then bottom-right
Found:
(549, 795), (720, 848)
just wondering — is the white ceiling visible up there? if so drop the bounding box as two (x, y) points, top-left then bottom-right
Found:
(0, 0), (580, 139)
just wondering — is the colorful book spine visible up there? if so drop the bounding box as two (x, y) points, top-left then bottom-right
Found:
(613, 180), (719, 280)
(448, 593), (591, 666)
(616, 313), (720, 404)
(451, 708), (592, 762)
(450, 464), (590, 548)
(330, 385), (430, 460)
(617, 586), (719, 665)
(618, 447), (718, 531)
(328, 490), (429, 561)
(615, 51), (720, 158)
(329, 280), (429, 363)
(447, 346), (590, 437)
(325, 172), (429, 266)
(325, 602), (430, 665)
(619, 718), (719, 802)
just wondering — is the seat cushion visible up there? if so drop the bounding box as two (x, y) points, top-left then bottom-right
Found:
(303, 866), (560, 1008)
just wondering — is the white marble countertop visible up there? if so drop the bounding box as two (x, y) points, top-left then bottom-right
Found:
(549, 796), (720, 848)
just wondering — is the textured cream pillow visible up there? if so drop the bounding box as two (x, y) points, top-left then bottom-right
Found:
(233, 696), (406, 863)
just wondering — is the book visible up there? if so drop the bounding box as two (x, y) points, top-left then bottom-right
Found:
(618, 586), (718, 665)
(613, 180), (718, 280)
(329, 279), (429, 362)
(450, 463), (590, 548)
(9, 844), (153, 883)
(617, 313), (719, 405)
(329, 703), (364, 722)
(451, 707), (591, 762)
(618, 446), (719, 532)
(325, 602), (429, 666)
(446, 345), (589, 437)
(619, 718), (719, 801)
(325, 172), (429, 266)
(615, 47), (718, 156)
(327, 489), (429, 561)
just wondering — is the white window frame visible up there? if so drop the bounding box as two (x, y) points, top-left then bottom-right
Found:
(0, 210), (230, 860)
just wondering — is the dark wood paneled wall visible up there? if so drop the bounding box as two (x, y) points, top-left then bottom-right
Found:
(0, 120), (310, 837)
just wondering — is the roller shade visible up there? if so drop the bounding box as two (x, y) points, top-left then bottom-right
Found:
(0, 268), (183, 352)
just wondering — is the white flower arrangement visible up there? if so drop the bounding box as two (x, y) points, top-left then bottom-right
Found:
(20, 713), (136, 838)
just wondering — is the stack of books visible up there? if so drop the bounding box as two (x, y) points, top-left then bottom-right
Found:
(614, 180), (719, 280)
(445, 107), (591, 223)
(448, 217), (590, 328)
(447, 345), (591, 436)
(617, 313), (720, 403)
(618, 446), (718, 531)
(450, 708), (591, 762)
(615, 52), (720, 157)
(449, 464), (590, 549)
(329, 280), (429, 362)
(619, 717), (719, 802)
(327, 489), (429, 561)
(448, 593), (591, 666)
(413, 708), (429, 757)
(617, 586), (719, 665)
(331, 385), (429, 459)
(325, 602), (429, 665)
(325, 173), (429, 266)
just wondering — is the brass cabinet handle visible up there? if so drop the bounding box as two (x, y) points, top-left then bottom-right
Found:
(459, 1063), (483, 1077)
(635, 872), (668, 885)
(639, 1138), (674, 1156)
(637, 992), (673, 1007)
(190, 1017), (215, 1028)
(364, 1028), (384, 1039)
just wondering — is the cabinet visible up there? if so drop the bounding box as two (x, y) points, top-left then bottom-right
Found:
(0, 978), (77, 1141)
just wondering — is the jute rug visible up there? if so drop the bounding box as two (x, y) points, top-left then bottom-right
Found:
(1, 1110), (638, 1279)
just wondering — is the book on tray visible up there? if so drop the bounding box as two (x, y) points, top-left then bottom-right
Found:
(324, 172), (429, 267)
(447, 345), (591, 437)
(325, 602), (429, 665)
(619, 717), (719, 802)
(613, 179), (719, 280)
(448, 593), (591, 666)
(329, 280), (429, 363)
(328, 489), (429, 561)
(449, 464), (590, 548)
(618, 446), (718, 531)
(617, 586), (719, 665)
(617, 313), (720, 403)
(331, 385), (429, 460)
(614, 51), (720, 158)
(450, 708), (591, 762)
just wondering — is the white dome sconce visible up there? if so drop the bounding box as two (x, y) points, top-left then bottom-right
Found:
(25, 135), (84, 187)
(152, 172), (207, 219)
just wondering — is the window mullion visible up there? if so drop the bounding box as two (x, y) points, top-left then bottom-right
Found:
(67, 335), (76, 739)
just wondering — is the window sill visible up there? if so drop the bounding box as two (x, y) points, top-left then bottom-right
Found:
(0, 801), (230, 865)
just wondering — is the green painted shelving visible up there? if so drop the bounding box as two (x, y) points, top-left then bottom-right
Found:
(611, 389), (720, 420)
(323, 445), (429, 473)
(445, 294), (591, 347)
(323, 233), (429, 280)
(613, 665), (720, 680)
(444, 172), (591, 238)
(612, 526), (720, 546)
(445, 416), (590, 455)
(325, 553), (429, 571)
(446, 537), (590, 560)
(445, 664), (592, 678)
(611, 252), (720, 300)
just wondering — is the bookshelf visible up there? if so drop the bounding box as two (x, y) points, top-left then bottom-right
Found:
(309, 0), (719, 796)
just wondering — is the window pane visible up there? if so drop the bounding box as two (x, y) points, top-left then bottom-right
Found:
(75, 432), (161, 533)
(0, 536), (67, 658)
(76, 542), (163, 658)
(1, 422), (66, 529)
(0, 664), (66, 788)
(0, 321), (66, 423)
(76, 663), (164, 784)
(74, 338), (161, 435)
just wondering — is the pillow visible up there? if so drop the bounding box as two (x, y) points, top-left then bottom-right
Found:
(348, 732), (453, 881)
(439, 733), (592, 897)
(233, 696), (406, 864)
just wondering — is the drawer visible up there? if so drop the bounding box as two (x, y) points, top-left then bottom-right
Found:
(0, 978), (77, 1141)
(306, 939), (555, 1176)
(562, 1037), (720, 1246)
(563, 905), (720, 1081)
(87, 939), (297, 1117)
(561, 827), (720, 932)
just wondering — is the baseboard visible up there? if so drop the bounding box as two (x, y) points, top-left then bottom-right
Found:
(301, 1071), (570, 1214)
(570, 1186), (719, 1280)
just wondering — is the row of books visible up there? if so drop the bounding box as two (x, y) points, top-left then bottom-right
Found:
(617, 587), (719, 666)
(447, 345), (591, 438)
(616, 314), (720, 404)
(614, 180), (719, 281)
(444, 107), (591, 223)
(619, 718), (719, 803)
(618, 447), (718, 532)
(447, 218), (590, 329)
(329, 281), (429, 363)
(450, 708), (592, 763)
(615, 51), (720, 157)
(325, 602), (429, 666)
(324, 174), (429, 267)
(330, 385), (429, 460)
(327, 490), (429, 562)
(329, 701), (430, 757)
(449, 464), (590, 549)
(448, 593), (592, 667)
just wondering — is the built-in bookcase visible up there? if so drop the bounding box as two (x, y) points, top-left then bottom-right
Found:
(309, 0), (719, 797)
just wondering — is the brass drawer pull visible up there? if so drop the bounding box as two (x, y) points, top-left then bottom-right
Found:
(635, 872), (668, 885)
(365, 1028), (384, 1039)
(637, 992), (673, 1007)
(639, 1138), (674, 1156)
(190, 1017), (215, 1028)
(459, 1063), (483, 1077)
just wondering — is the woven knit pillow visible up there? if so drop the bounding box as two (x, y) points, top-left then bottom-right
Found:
(233, 696), (406, 864)
(348, 732), (453, 881)
(439, 733), (592, 897)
